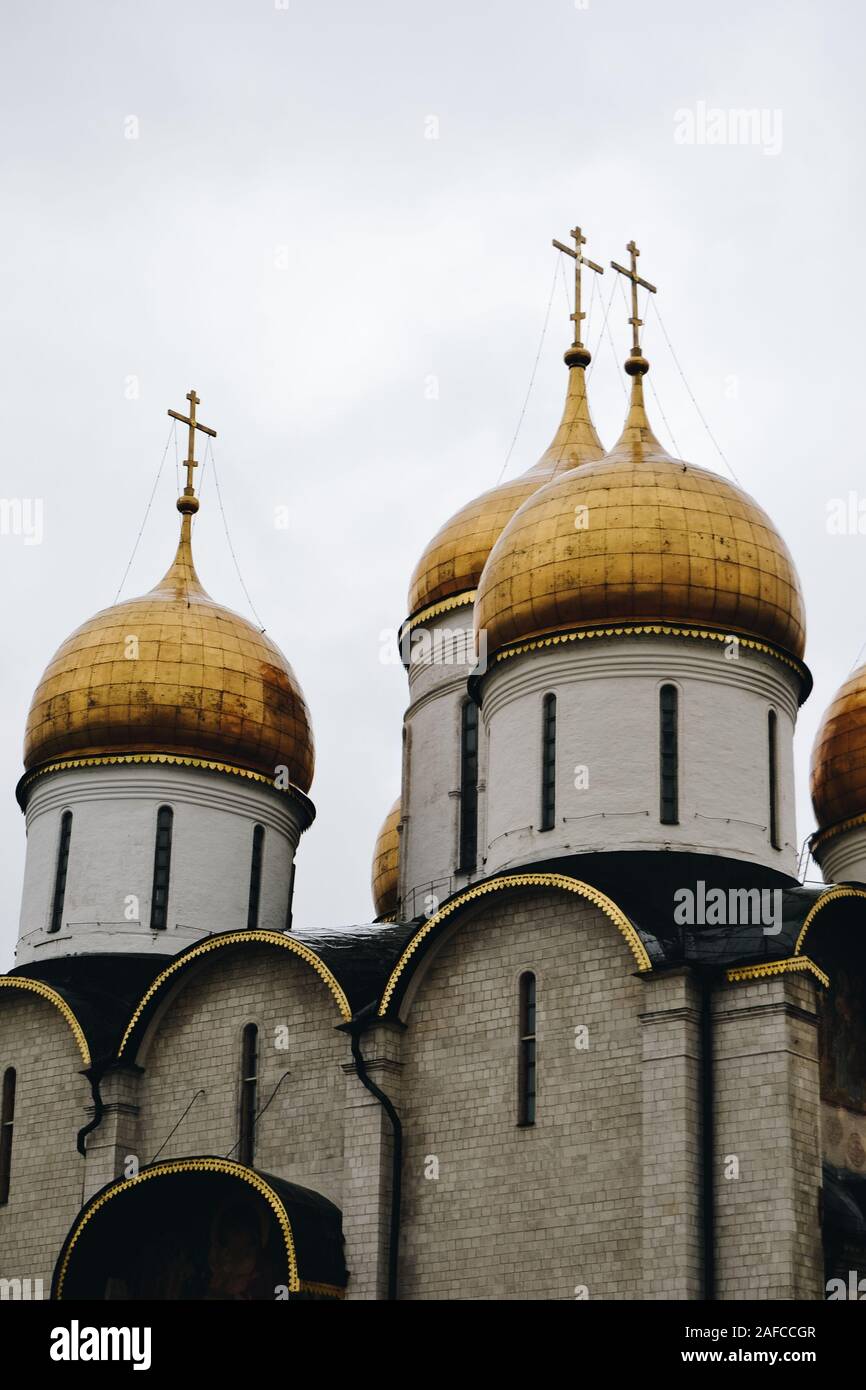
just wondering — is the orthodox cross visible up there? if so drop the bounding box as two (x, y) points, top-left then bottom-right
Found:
(168, 390), (217, 501)
(552, 226), (604, 348)
(610, 240), (656, 358)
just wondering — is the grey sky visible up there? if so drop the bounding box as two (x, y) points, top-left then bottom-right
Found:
(0, 0), (862, 963)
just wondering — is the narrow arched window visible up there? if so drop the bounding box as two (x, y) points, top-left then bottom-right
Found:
(247, 825), (265, 929)
(238, 1024), (258, 1166)
(540, 693), (556, 831)
(150, 806), (173, 931)
(768, 710), (780, 849)
(0, 1068), (15, 1206)
(659, 685), (679, 825)
(459, 699), (479, 872)
(518, 973), (537, 1126)
(49, 810), (73, 934)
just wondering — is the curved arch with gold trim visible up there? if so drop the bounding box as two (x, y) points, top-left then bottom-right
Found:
(52, 1157), (347, 1300)
(118, 930), (351, 1062)
(378, 872), (652, 1017)
(0, 976), (91, 1065)
(794, 886), (866, 957)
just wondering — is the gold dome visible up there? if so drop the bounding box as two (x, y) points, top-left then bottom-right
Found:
(476, 374), (806, 662)
(24, 512), (315, 792)
(406, 358), (604, 619)
(810, 668), (866, 832)
(371, 797), (400, 918)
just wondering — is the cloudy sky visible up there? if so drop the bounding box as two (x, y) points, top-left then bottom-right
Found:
(0, 0), (862, 962)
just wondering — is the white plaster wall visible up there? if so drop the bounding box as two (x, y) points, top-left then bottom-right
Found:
(813, 822), (866, 885)
(16, 763), (306, 966)
(400, 603), (485, 916)
(480, 636), (802, 877)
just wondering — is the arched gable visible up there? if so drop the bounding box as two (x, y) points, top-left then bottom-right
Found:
(0, 976), (90, 1065)
(118, 930), (351, 1065)
(795, 886), (866, 957)
(378, 872), (651, 1020)
(53, 1157), (348, 1300)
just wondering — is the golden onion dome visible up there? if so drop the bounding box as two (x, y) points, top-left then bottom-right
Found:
(406, 350), (604, 620)
(810, 668), (866, 832)
(371, 797), (401, 918)
(475, 372), (806, 663)
(24, 509), (315, 793)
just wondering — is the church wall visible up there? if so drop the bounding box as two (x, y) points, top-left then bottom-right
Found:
(16, 764), (302, 966)
(481, 637), (800, 877)
(395, 889), (644, 1299)
(713, 973), (824, 1299)
(0, 993), (91, 1291)
(134, 946), (348, 1208)
(400, 607), (486, 917)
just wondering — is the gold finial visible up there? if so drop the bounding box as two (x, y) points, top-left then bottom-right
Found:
(552, 226), (604, 368)
(610, 240), (657, 375)
(168, 389), (217, 515)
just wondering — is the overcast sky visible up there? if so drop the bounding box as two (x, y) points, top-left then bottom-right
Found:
(0, 0), (863, 963)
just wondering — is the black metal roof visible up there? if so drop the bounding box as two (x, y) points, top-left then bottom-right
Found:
(5, 952), (171, 1067)
(493, 849), (822, 968)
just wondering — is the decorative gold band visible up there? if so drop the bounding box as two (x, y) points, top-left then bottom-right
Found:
(726, 956), (829, 988)
(54, 1158), (299, 1298)
(402, 590), (476, 635)
(16, 752), (315, 825)
(378, 872), (651, 1016)
(0, 976), (91, 1065)
(485, 620), (810, 693)
(298, 1279), (346, 1299)
(118, 929), (351, 1059)
(809, 810), (866, 851)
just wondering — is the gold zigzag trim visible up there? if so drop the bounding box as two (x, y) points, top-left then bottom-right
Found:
(378, 872), (652, 1016)
(726, 956), (829, 988)
(55, 1158), (299, 1298)
(298, 1279), (346, 1299)
(0, 977), (91, 1065)
(17, 753), (312, 805)
(403, 590), (476, 634)
(118, 930), (351, 1059)
(489, 622), (809, 684)
(810, 810), (866, 850)
(794, 886), (866, 956)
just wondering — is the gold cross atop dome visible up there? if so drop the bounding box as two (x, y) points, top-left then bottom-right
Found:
(168, 389), (217, 515)
(610, 240), (657, 375)
(552, 225), (604, 368)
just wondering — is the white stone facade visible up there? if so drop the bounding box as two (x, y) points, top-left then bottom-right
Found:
(0, 887), (829, 1300)
(16, 762), (306, 966)
(399, 602), (485, 916)
(480, 634), (802, 878)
